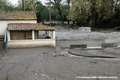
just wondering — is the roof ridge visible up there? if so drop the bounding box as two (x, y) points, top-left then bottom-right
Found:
(7, 23), (54, 31)
(0, 11), (36, 20)
(0, 11), (35, 12)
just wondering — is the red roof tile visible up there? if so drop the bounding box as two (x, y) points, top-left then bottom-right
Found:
(7, 23), (54, 31)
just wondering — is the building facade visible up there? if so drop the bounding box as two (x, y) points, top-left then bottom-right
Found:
(0, 11), (56, 48)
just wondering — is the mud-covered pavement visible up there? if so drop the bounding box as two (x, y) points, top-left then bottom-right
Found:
(1, 30), (120, 80)
(0, 47), (120, 80)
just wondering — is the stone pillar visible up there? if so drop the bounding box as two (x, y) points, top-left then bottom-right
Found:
(7, 31), (10, 41)
(32, 30), (35, 40)
(53, 31), (55, 39)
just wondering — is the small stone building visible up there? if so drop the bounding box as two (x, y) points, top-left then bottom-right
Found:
(0, 11), (56, 48)
(0, 11), (37, 38)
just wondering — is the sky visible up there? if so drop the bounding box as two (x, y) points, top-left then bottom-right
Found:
(8, 0), (47, 5)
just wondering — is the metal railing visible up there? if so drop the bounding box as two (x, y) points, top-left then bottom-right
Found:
(4, 28), (7, 51)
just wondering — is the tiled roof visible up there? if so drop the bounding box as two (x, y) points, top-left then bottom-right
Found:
(0, 11), (36, 20)
(7, 23), (54, 31)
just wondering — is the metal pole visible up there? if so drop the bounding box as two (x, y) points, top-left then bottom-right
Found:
(49, 0), (51, 26)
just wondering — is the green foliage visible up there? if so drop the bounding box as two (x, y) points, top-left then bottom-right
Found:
(15, 0), (49, 23)
(51, 5), (61, 20)
(0, 0), (15, 11)
(14, 0), (22, 11)
(69, 0), (102, 25)
(17, 0), (36, 11)
(36, 2), (49, 22)
(46, 0), (69, 23)
(0, 0), (119, 28)
(69, 0), (120, 28)
(51, 4), (68, 21)
(24, 0), (36, 11)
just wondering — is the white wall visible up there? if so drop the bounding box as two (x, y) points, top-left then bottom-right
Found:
(0, 20), (37, 36)
(7, 39), (56, 48)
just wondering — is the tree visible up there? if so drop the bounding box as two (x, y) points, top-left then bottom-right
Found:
(24, 0), (36, 11)
(17, 0), (36, 11)
(47, 0), (64, 24)
(66, 0), (70, 24)
(69, 0), (103, 27)
(0, 0), (15, 11)
(68, 0), (91, 26)
(36, 1), (49, 23)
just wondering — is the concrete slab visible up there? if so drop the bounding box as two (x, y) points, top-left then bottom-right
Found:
(70, 44), (87, 49)
(102, 43), (118, 48)
(87, 47), (103, 50)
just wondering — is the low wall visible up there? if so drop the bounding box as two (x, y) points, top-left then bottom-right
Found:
(56, 39), (105, 48)
(102, 43), (117, 48)
(7, 39), (56, 48)
(70, 44), (87, 49)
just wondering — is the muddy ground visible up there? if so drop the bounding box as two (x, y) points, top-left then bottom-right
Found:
(0, 47), (120, 80)
(0, 30), (120, 80)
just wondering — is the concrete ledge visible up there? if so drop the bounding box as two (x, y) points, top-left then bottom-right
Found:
(70, 47), (103, 50)
(7, 39), (56, 48)
(87, 47), (103, 50)
(70, 44), (87, 49)
(102, 43), (118, 48)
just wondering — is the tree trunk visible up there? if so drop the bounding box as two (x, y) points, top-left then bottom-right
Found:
(73, 21), (75, 25)
(89, 17), (92, 27)
(91, 0), (96, 27)
(111, 0), (114, 14)
(58, 7), (64, 24)
(22, 0), (25, 11)
(68, 20), (70, 24)
(42, 21), (44, 24)
(67, 0), (70, 25)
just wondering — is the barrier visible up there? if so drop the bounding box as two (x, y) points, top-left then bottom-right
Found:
(70, 44), (87, 49)
(102, 43), (117, 48)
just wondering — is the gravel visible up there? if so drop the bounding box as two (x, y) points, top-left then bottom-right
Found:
(56, 30), (120, 44)
(105, 32), (120, 45)
(56, 30), (106, 40)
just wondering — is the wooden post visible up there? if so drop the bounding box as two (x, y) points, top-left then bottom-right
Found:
(32, 30), (35, 40)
